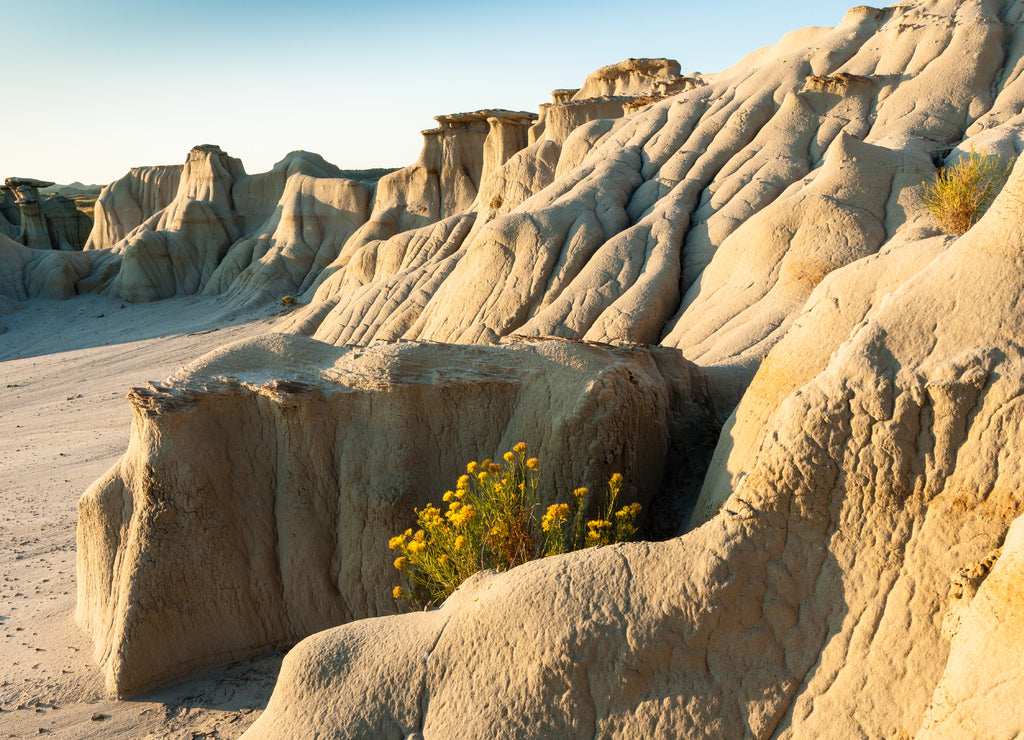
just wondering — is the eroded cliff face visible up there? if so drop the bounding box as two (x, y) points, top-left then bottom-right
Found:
(242, 107), (1024, 740)
(84, 165), (182, 251)
(67, 0), (1024, 733)
(76, 335), (715, 696)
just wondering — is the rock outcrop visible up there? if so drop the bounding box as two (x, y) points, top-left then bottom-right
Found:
(76, 334), (716, 696)
(243, 110), (1024, 740)
(85, 165), (183, 251)
(0, 177), (93, 251)
(0, 232), (97, 300)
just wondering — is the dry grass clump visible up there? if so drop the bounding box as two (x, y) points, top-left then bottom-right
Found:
(389, 442), (640, 608)
(922, 147), (1014, 235)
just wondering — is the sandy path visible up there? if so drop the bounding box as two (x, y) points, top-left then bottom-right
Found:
(0, 295), (290, 739)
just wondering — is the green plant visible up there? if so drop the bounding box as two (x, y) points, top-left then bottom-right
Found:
(280, 295), (297, 307)
(389, 443), (640, 608)
(922, 147), (1014, 235)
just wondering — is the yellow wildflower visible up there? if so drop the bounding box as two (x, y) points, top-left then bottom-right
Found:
(420, 505), (442, 527)
(413, 529), (426, 542)
(541, 503), (570, 532)
(503, 451), (515, 463)
(393, 586), (404, 598)
(388, 535), (406, 551)
(526, 458), (539, 470)
(513, 442), (527, 454)
(454, 535), (467, 550)
(449, 504), (475, 527)
(456, 474), (470, 490)
(442, 491), (455, 502)
(394, 556), (407, 570)
(404, 528), (413, 538)
(609, 473), (624, 488)
(489, 463), (502, 474)
(478, 471), (489, 483)
(587, 519), (613, 532)
(616, 502), (642, 519)
(489, 521), (507, 537)
(467, 461), (479, 474)
(481, 459), (492, 469)
(408, 539), (426, 555)
(573, 487), (588, 501)
(449, 500), (462, 512)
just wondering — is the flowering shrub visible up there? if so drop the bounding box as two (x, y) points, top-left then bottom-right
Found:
(922, 147), (1014, 235)
(389, 443), (640, 607)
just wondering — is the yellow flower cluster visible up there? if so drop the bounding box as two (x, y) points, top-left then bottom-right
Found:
(616, 502), (642, 519)
(390, 442), (639, 609)
(448, 503), (475, 527)
(541, 503), (570, 532)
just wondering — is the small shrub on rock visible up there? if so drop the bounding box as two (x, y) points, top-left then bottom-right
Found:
(389, 443), (639, 608)
(922, 147), (1014, 235)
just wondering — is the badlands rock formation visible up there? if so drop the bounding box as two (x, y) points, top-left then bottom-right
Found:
(0, 177), (93, 251)
(76, 335), (715, 695)
(84, 165), (182, 251)
(246, 80), (1024, 740)
(55, 0), (1024, 735)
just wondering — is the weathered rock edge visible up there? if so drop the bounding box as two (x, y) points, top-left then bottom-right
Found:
(76, 333), (716, 696)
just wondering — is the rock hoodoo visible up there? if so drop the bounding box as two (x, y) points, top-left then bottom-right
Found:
(0, 177), (93, 252)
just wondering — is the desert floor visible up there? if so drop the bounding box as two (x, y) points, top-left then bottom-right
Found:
(1, 295), (289, 739)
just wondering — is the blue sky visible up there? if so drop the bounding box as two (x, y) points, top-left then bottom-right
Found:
(2, 0), (862, 185)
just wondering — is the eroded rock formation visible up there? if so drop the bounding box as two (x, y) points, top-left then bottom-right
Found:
(0, 177), (93, 252)
(76, 335), (715, 696)
(64, 0), (1024, 733)
(243, 104), (1024, 740)
(84, 164), (183, 251)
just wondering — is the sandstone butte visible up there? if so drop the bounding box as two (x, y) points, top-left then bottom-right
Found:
(3, 0), (1024, 736)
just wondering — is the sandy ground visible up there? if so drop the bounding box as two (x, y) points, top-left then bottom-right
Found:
(0, 294), (291, 739)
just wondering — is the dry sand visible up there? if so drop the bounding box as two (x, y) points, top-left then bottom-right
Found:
(0, 295), (288, 738)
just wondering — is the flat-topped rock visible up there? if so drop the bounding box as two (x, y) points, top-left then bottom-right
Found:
(3, 177), (55, 191)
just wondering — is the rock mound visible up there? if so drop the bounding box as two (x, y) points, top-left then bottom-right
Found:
(76, 334), (715, 696)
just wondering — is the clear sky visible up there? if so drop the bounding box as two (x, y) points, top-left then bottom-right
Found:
(2, 0), (862, 186)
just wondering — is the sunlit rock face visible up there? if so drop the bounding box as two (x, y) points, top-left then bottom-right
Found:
(61, 1), (1024, 735)
(76, 334), (715, 696)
